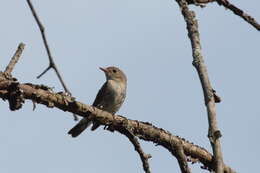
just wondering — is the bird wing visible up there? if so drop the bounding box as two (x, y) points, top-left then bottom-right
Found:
(92, 81), (109, 108)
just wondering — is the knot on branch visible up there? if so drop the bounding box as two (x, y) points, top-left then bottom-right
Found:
(7, 82), (24, 111)
(212, 89), (221, 103)
(208, 130), (222, 143)
(144, 153), (152, 159)
(0, 72), (24, 110)
(214, 130), (222, 139)
(192, 58), (200, 68)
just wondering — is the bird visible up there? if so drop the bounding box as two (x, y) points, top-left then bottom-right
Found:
(68, 66), (127, 137)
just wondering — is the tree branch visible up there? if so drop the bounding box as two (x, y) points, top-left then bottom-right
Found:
(118, 128), (151, 173)
(175, 0), (224, 173)
(215, 0), (260, 31)
(0, 75), (235, 173)
(186, 0), (260, 31)
(4, 43), (25, 75)
(186, 0), (214, 7)
(175, 143), (191, 173)
(26, 0), (78, 120)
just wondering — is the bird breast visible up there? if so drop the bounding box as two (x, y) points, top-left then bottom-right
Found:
(105, 79), (126, 113)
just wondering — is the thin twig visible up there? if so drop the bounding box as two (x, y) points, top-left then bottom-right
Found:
(26, 0), (78, 120)
(175, 0), (224, 173)
(187, 0), (260, 31)
(4, 43), (25, 75)
(215, 0), (260, 31)
(26, 0), (69, 91)
(118, 128), (151, 173)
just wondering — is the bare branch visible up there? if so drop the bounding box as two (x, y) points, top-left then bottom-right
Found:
(4, 43), (25, 75)
(175, 143), (191, 173)
(186, 0), (214, 7)
(0, 76), (235, 173)
(118, 128), (151, 173)
(215, 0), (260, 31)
(175, 0), (224, 173)
(26, 0), (69, 91)
(187, 0), (260, 31)
(26, 0), (78, 120)
(37, 66), (51, 79)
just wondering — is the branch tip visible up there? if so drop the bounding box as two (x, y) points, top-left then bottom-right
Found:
(4, 43), (25, 75)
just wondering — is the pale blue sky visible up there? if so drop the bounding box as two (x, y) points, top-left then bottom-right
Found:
(1, 1), (259, 173)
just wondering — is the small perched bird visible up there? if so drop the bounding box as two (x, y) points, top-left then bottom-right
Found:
(68, 66), (127, 137)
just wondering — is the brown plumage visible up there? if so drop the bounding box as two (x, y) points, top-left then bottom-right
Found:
(68, 66), (127, 137)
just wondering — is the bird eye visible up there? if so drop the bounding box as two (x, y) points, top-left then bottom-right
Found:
(112, 69), (117, 73)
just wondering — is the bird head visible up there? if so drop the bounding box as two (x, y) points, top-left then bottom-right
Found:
(99, 66), (127, 83)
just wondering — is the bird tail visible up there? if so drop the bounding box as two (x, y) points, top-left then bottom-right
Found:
(68, 118), (92, 137)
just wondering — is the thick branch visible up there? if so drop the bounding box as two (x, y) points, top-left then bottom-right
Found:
(175, 0), (224, 173)
(0, 77), (235, 173)
(4, 43), (25, 75)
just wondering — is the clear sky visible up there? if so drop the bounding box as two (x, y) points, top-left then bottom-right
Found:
(1, 1), (259, 173)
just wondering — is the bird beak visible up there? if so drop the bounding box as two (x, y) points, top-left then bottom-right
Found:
(99, 67), (108, 73)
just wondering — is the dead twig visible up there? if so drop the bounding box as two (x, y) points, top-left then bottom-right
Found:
(118, 128), (151, 173)
(26, 0), (78, 120)
(4, 43), (25, 75)
(215, 0), (260, 31)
